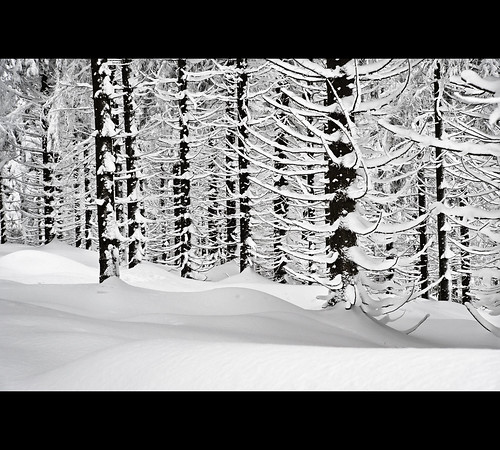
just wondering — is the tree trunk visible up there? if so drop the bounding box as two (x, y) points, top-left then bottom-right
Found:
(273, 85), (289, 282)
(121, 58), (142, 269)
(225, 67), (237, 261)
(39, 58), (57, 245)
(302, 83), (316, 282)
(324, 58), (358, 299)
(176, 58), (192, 278)
(459, 197), (471, 302)
(434, 60), (450, 301)
(417, 166), (429, 299)
(84, 140), (93, 250)
(207, 137), (219, 258)
(73, 117), (85, 249)
(236, 58), (250, 273)
(91, 58), (120, 283)
(109, 62), (126, 262)
(159, 163), (168, 262)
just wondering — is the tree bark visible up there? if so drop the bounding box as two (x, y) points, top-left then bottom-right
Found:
(273, 85), (289, 282)
(434, 60), (450, 301)
(324, 58), (358, 298)
(121, 58), (142, 269)
(225, 64), (237, 261)
(91, 58), (120, 283)
(459, 197), (471, 302)
(109, 62), (126, 261)
(84, 140), (93, 250)
(39, 58), (57, 244)
(236, 58), (250, 273)
(302, 82), (316, 282)
(207, 136), (219, 258)
(417, 166), (429, 299)
(176, 58), (192, 278)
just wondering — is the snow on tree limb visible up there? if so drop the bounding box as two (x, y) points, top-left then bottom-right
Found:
(378, 119), (500, 157)
(347, 246), (398, 271)
(431, 202), (500, 220)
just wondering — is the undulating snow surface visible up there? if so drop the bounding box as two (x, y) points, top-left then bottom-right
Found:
(0, 240), (499, 391)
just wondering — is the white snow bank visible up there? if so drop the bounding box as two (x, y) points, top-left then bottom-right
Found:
(0, 248), (96, 284)
(0, 241), (499, 391)
(6, 339), (499, 391)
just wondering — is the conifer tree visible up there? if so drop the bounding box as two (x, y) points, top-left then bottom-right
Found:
(122, 58), (143, 269)
(90, 58), (120, 283)
(175, 58), (192, 277)
(433, 60), (451, 301)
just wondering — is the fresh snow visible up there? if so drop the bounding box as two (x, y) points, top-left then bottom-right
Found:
(0, 240), (499, 391)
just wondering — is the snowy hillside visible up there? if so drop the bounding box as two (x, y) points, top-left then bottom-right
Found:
(0, 240), (499, 391)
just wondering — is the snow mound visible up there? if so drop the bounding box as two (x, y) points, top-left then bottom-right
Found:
(6, 338), (500, 391)
(0, 249), (96, 284)
(37, 239), (98, 268)
(1, 242), (500, 390)
(121, 261), (209, 292)
(216, 266), (276, 285)
(204, 259), (240, 281)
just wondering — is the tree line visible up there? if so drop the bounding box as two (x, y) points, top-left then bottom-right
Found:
(1, 58), (499, 314)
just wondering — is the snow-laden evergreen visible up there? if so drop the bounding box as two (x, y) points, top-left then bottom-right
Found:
(1, 58), (500, 386)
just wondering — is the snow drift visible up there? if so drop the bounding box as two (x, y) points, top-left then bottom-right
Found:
(0, 240), (499, 391)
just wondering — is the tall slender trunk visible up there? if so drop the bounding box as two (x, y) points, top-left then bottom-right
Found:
(324, 58), (358, 298)
(225, 73), (237, 261)
(109, 62), (126, 261)
(84, 141), (93, 250)
(417, 166), (429, 298)
(273, 85), (289, 282)
(159, 163), (168, 262)
(91, 58), (120, 283)
(236, 58), (250, 273)
(459, 197), (471, 302)
(434, 60), (450, 301)
(302, 83), (316, 282)
(40, 58), (57, 244)
(73, 120), (85, 248)
(176, 58), (192, 278)
(122, 58), (142, 269)
(207, 138), (219, 258)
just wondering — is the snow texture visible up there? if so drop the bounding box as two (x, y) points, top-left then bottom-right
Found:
(0, 240), (499, 391)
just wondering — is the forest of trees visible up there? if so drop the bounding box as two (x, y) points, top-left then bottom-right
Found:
(1, 58), (499, 314)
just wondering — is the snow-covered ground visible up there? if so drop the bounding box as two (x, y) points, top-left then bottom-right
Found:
(0, 240), (499, 391)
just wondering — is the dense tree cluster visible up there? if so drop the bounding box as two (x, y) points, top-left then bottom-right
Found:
(1, 58), (499, 316)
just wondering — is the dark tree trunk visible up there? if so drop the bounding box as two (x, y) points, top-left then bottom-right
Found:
(459, 197), (471, 302)
(273, 85), (289, 282)
(176, 58), (192, 278)
(434, 60), (450, 301)
(172, 160), (181, 255)
(302, 83), (316, 282)
(225, 79), (237, 261)
(84, 141), (93, 250)
(236, 58), (250, 273)
(121, 58), (142, 269)
(159, 164), (168, 262)
(91, 58), (120, 283)
(109, 62), (126, 261)
(324, 59), (358, 296)
(417, 166), (429, 299)
(73, 117), (86, 249)
(207, 137), (219, 257)
(39, 58), (57, 244)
